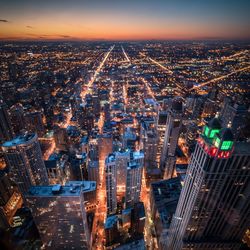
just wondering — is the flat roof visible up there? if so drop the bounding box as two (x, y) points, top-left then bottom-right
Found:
(105, 215), (118, 229)
(27, 185), (82, 197)
(2, 133), (36, 147)
(66, 181), (96, 193)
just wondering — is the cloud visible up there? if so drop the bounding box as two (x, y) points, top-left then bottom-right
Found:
(0, 19), (9, 23)
(26, 25), (33, 29)
(59, 35), (71, 38)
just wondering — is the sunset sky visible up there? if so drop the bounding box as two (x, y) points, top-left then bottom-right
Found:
(0, 0), (250, 41)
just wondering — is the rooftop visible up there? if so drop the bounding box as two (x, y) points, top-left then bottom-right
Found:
(2, 133), (37, 148)
(27, 184), (82, 197)
(151, 177), (182, 227)
(66, 181), (96, 193)
(105, 215), (118, 229)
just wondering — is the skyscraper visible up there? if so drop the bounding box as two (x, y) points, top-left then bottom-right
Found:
(0, 101), (14, 143)
(160, 98), (183, 178)
(26, 184), (91, 249)
(166, 117), (250, 250)
(116, 150), (130, 195)
(125, 160), (143, 208)
(220, 98), (247, 138)
(105, 154), (118, 214)
(1, 133), (49, 194)
(24, 111), (45, 138)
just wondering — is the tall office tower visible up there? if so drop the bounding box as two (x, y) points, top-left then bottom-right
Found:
(186, 94), (204, 121)
(1, 133), (49, 194)
(104, 102), (111, 121)
(144, 129), (158, 168)
(89, 138), (99, 161)
(130, 202), (146, 236)
(160, 98), (183, 178)
(125, 160), (143, 208)
(26, 185), (91, 249)
(9, 103), (25, 136)
(105, 215), (119, 246)
(24, 111), (45, 137)
(140, 117), (158, 169)
(185, 122), (198, 155)
(156, 111), (168, 165)
(0, 101), (14, 143)
(105, 154), (118, 214)
(220, 98), (248, 138)
(92, 94), (101, 118)
(166, 117), (250, 250)
(150, 177), (182, 250)
(87, 160), (99, 186)
(116, 150), (130, 195)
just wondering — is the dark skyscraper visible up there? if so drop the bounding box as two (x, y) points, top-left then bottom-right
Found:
(1, 133), (49, 194)
(26, 184), (91, 249)
(166, 117), (250, 250)
(0, 101), (14, 143)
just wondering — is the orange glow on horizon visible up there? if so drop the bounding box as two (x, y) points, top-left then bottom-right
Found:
(0, 9), (249, 41)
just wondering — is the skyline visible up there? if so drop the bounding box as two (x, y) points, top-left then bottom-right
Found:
(0, 0), (250, 41)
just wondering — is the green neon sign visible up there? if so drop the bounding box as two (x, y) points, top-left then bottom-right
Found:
(214, 137), (220, 148)
(204, 126), (220, 139)
(210, 129), (220, 138)
(221, 141), (233, 150)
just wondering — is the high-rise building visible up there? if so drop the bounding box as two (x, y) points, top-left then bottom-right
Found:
(105, 215), (119, 246)
(105, 154), (117, 214)
(0, 101), (14, 143)
(220, 98), (248, 138)
(116, 150), (130, 195)
(89, 138), (99, 161)
(125, 151), (144, 208)
(87, 160), (99, 186)
(156, 111), (168, 166)
(1, 133), (49, 194)
(140, 117), (158, 170)
(9, 103), (25, 136)
(166, 117), (250, 250)
(26, 184), (91, 249)
(24, 111), (45, 138)
(131, 202), (146, 236)
(150, 177), (182, 250)
(160, 98), (183, 178)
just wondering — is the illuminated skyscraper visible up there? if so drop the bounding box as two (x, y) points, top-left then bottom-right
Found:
(220, 98), (247, 138)
(105, 154), (117, 214)
(26, 184), (91, 249)
(166, 117), (250, 250)
(116, 150), (130, 195)
(160, 98), (183, 178)
(1, 133), (49, 194)
(125, 158), (143, 208)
